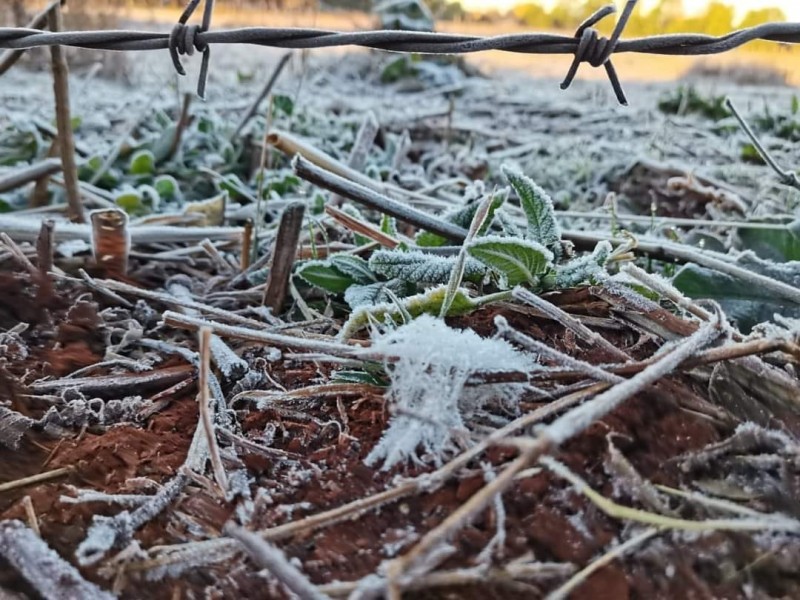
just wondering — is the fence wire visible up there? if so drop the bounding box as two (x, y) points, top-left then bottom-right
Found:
(1, 0), (799, 103)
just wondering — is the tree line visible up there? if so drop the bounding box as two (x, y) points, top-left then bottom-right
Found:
(509, 1), (787, 36)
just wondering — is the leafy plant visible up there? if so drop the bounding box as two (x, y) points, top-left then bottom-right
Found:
(657, 86), (731, 121)
(468, 236), (552, 287)
(296, 165), (613, 335)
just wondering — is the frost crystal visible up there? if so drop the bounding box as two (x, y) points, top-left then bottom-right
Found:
(369, 249), (486, 284)
(365, 316), (534, 469)
(0, 520), (114, 600)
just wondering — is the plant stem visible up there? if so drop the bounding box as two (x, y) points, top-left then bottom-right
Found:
(725, 97), (800, 191)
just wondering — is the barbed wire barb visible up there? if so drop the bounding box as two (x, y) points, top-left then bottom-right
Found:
(169, 0), (215, 98)
(1, 0), (800, 104)
(559, 0), (638, 105)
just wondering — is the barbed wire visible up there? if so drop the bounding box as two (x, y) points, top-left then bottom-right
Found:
(2, 0), (799, 104)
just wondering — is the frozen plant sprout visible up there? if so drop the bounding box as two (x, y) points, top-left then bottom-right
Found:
(365, 316), (535, 469)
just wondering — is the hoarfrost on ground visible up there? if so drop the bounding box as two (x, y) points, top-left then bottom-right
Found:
(365, 315), (535, 469)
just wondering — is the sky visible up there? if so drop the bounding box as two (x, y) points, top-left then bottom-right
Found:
(459, 0), (800, 22)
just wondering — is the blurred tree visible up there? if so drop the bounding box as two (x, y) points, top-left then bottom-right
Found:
(739, 7), (786, 28)
(549, 0), (581, 29)
(690, 1), (734, 36)
(511, 3), (549, 28)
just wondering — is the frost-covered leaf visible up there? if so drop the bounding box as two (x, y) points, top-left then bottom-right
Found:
(369, 249), (486, 284)
(0, 521), (114, 600)
(365, 316), (535, 469)
(468, 236), (553, 287)
(416, 193), (506, 248)
(738, 220), (800, 262)
(272, 94), (294, 117)
(381, 214), (398, 237)
(552, 240), (612, 289)
(344, 278), (414, 309)
(502, 165), (561, 251)
(330, 369), (388, 386)
(340, 285), (477, 339)
(376, 0), (434, 32)
(329, 255), (377, 285)
(295, 260), (357, 294)
(0, 406), (34, 450)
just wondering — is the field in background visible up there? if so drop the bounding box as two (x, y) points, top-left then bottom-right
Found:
(12, 1), (800, 85)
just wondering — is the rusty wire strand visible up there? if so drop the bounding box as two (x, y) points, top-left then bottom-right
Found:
(1, 0), (799, 102)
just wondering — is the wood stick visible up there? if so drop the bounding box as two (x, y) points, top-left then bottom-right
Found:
(0, 467), (74, 494)
(0, 215), (243, 245)
(263, 201), (305, 314)
(324, 205), (399, 248)
(0, 159), (62, 194)
(168, 92), (193, 160)
(90, 209), (130, 278)
(48, 3), (85, 224)
(198, 328), (228, 494)
(292, 155), (467, 243)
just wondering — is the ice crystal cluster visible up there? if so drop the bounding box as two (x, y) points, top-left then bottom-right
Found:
(365, 316), (534, 469)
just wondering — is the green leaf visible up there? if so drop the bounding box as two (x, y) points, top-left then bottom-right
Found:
(740, 143), (765, 165)
(295, 260), (356, 294)
(329, 255), (377, 285)
(237, 69), (255, 84)
(272, 94), (294, 117)
(468, 236), (553, 287)
(657, 85), (730, 121)
(380, 56), (418, 83)
(114, 189), (144, 215)
(330, 370), (388, 387)
(792, 95), (799, 116)
(148, 123), (178, 164)
(380, 214), (398, 237)
(0, 198), (12, 213)
(502, 166), (560, 251)
(673, 263), (800, 332)
(738, 220), (800, 262)
(415, 230), (448, 248)
(416, 193), (506, 248)
(340, 286), (477, 339)
(218, 174), (251, 202)
(129, 150), (155, 176)
(344, 278), (414, 309)
(154, 175), (180, 200)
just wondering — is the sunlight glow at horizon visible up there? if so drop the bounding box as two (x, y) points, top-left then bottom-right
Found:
(458, 0), (800, 22)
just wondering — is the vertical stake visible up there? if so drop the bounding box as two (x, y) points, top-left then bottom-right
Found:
(48, 2), (85, 224)
(263, 202), (306, 315)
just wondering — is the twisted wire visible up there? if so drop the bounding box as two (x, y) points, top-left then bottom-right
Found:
(1, 0), (799, 102)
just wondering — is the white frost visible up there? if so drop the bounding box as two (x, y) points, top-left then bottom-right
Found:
(365, 316), (535, 469)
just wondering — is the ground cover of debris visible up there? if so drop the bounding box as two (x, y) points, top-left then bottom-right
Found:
(2, 22), (800, 600)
